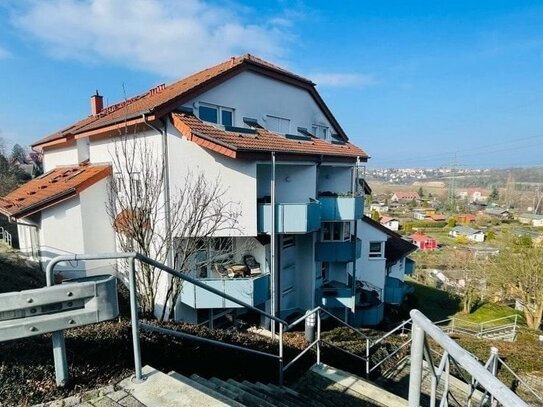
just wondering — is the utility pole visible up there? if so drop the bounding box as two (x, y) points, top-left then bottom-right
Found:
(447, 153), (458, 213)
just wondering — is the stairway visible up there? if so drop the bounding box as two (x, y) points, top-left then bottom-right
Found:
(111, 364), (409, 406)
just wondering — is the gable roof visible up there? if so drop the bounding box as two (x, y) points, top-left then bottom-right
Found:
(170, 112), (367, 160)
(392, 191), (420, 200)
(379, 216), (398, 224)
(33, 54), (351, 149)
(361, 216), (417, 265)
(0, 163), (111, 219)
(451, 226), (483, 235)
(409, 232), (436, 242)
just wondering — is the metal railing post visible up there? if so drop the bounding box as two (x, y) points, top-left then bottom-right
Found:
(408, 321), (425, 407)
(278, 322), (284, 386)
(366, 338), (370, 378)
(129, 256), (144, 383)
(316, 310), (321, 366)
(489, 347), (499, 407)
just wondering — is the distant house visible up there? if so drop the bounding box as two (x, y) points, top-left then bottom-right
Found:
(458, 188), (488, 203)
(412, 207), (435, 220)
(449, 226), (485, 242)
(456, 213), (476, 224)
(391, 191), (420, 203)
(379, 216), (399, 231)
(512, 228), (543, 245)
(370, 202), (389, 213)
(485, 207), (511, 220)
(518, 213), (543, 227)
(429, 214), (446, 222)
(460, 246), (499, 259)
(409, 232), (438, 251)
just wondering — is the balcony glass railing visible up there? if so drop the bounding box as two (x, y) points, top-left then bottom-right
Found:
(315, 237), (362, 262)
(384, 276), (414, 304)
(179, 273), (270, 309)
(319, 195), (364, 221)
(257, 202), (321, 234)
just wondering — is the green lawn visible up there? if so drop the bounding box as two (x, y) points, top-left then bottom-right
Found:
(455, 302), (525, 326)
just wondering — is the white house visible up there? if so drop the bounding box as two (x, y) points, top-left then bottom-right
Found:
(379, 216), (399, 231)
(0, 55), (415, 328)
(518, 213), (543, 227)
(449, 226), (485, 242)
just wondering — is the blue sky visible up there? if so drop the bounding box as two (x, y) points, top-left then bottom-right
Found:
(1, 0), (543, 169)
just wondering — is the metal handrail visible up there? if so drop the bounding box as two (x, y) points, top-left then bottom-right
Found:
(409, 309), (528, 407)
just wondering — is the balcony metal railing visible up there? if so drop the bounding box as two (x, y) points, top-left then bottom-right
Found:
(0, 227), (12, 247)
(319, 195), (364, 221)
(257, 202), (321, 234)
(315, 237), (362, 262)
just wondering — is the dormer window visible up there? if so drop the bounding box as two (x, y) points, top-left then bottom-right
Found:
(266, 115), (290, 133)
(312, 124), (328, 140)
(198, 103), (234, 126)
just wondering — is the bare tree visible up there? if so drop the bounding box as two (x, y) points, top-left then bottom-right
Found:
(487, 237), (543, 330)
(106, 130), (240, 319)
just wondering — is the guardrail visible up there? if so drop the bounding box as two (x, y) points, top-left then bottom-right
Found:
(434, 314), (519, 341)
(0, 227), (12, 247)
(409, 310), (528, 407)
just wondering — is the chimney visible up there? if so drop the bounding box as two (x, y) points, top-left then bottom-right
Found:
(90, 90), (103, 116)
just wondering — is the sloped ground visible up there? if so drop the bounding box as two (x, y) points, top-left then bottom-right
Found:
(0, 244), (45, 294)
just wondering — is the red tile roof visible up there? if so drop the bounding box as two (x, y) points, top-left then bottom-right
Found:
(171, 112), (368, 159)
(0, 163), (111, 218)
(33, 54), (349, 148)
(409, 232), (436, 243)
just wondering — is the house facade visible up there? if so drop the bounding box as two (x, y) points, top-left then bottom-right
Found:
(391, 191), (420, 203)
(379, 216), (399, 231)
(449, 226), (485, 242)
(518, 213), (543, 227)
(0, 55), (415, 328)
(409, 232), (437, 251)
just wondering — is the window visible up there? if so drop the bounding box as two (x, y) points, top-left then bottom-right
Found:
(321, 222), (352, 242)
(312, 124), (328, 139)
(266, 115), (290, 133)
(199, 103), (234, 126)
(369, 241), (384, 258)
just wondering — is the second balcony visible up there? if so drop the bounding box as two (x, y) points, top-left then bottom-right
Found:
(257, 202), (321, 234)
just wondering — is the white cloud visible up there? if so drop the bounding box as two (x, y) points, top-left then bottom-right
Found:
(311, 73), (377, 88)
(11, 0), (293, 78)
(0, 46), (11, 59)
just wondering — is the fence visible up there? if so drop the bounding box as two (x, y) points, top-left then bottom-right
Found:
(0, 227), (12, 247)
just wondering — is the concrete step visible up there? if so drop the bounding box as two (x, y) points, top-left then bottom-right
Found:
(209, 377), (276, 407)
(168, 371), (245, 407)
(228, 379), (293, 407)
(190, 374), (243, 402)
(117, 365), (234, 406)
(295, 363), (409, 407)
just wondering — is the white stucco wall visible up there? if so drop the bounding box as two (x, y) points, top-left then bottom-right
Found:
(317, 166), (352, 195)
(39, 196), (85, 274)
(183, 70), (336, 137)
(257, 163), (317, 203)
(79, 178), (117, 275)
(43, 144), (78, 172)
(168, 126), (257, 237)
(355, 220), (387, 296)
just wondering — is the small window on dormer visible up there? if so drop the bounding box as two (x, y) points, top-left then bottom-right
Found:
(266, 115), (290, 133)
(199, 103), (234, 126)
(312, 124), (328, 139)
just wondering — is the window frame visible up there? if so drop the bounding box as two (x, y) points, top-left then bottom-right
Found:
(321, 222), (352, 242)
(369, 241), (384, 258)
(312, 124), (329, 140)
(198, 102), (235, 126)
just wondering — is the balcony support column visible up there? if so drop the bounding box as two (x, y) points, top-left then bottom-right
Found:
(270, 151), (277, 337)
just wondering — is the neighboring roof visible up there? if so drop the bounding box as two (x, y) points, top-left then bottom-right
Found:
(0, 163), (111, 219)
(451, 226), (483, 235)
(409, 232), (436, 242)
(361, 216), (417, 265)
(430, 214), (446, 221)
(392, 191), (420, 200)
(171, 112), (367, 160)
(485, 207), (510, 215)
(379, 216), (398, 224)
(33, 54), (351, 149)
(519, 213), (543, 220)
(457, 213), (476, 220)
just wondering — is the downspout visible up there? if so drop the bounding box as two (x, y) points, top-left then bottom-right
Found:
(9, 217), (42, 272)
(142, 114), (173, 268)
(351, 157), (360, 313)
(270, 152), (276, 336)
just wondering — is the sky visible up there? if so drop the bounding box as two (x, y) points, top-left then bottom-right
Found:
(1, 0), (543, 169)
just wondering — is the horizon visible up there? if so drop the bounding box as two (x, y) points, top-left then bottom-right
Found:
(1, 1), (543, 168)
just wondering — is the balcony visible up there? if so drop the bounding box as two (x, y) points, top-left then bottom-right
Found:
(405, 258), (415, 275)
(384, 276), (414, 305)
(319, 281), (353, 309)
(257, 202), (321, 234)
(319, 196), (364, 221)
(350, 302), (385, 327)
(315, 237), (362, 262)
(179, 273), (270, 309)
